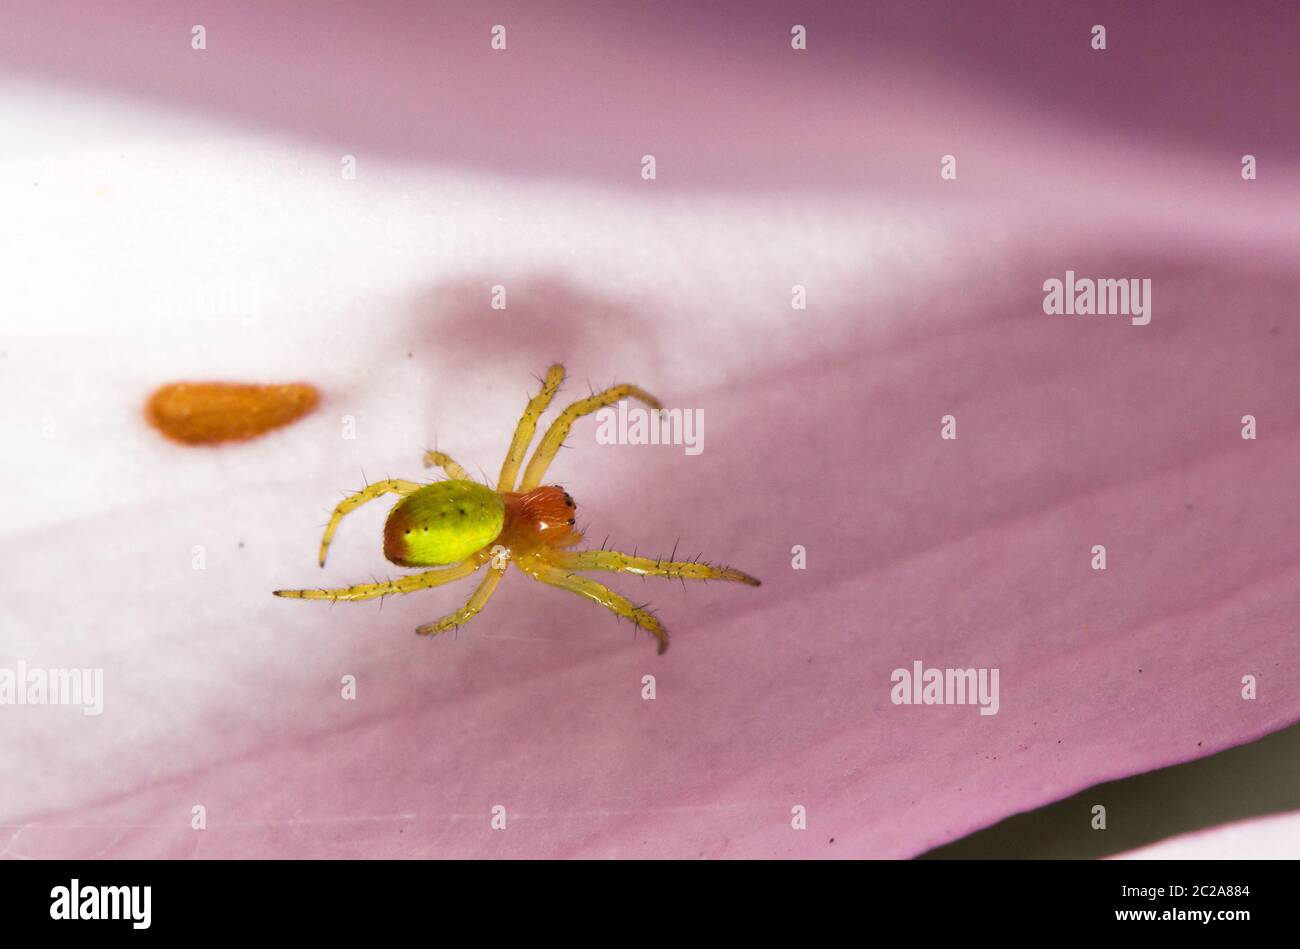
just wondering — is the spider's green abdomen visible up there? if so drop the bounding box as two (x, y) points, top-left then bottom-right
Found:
(383, 480), (504, 567)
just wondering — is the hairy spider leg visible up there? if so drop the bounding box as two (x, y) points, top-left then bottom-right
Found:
(524, 560), (669, 654)
(498, 364), (566, 491)
(548, 549), (761, 586)
(518, 383), (662, 491)
(422, 450), (473, 482)
(415, 563), (507, 635)
(318, 479), (424, 567)
(273, 555), (484, 602)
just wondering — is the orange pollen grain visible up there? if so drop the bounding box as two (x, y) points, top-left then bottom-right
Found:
(145, 381), (320, 445)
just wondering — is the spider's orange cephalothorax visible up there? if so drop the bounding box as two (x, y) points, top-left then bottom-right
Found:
(499, 486), (581, 555)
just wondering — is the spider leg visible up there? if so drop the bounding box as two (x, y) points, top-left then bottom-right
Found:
(523, 559), (669, 654)
(422, 450), (473, 482)
(518, 383), (662, 491)
(497, 363), (565, 492)
(274, 558), (481, 602)
(318, 479), (424, 567)
(415, 563), (506, 635)
(548, 549), (760, 586)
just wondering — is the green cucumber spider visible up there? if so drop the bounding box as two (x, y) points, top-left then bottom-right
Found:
(273, 364), (760, 653)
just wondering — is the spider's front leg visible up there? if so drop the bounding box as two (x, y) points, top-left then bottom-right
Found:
(549, 549), (760, 586)
(318, 479), (423, 567)
(497, 363), (566, 491)
(518, 382), (661, 490)
(274, 557), (481, 602)
(523, 559), (669, 654)
(415, 560), (507, 636)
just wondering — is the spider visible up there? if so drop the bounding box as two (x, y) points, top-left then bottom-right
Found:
(273, 364), (760, 653)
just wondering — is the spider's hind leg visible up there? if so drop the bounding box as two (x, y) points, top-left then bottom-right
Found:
(274, 558), (481, 601)
(423, 450), (473, 482)
(317, 479), (423, 567)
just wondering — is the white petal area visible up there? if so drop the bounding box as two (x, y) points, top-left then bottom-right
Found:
(0, 82), (952, 536)
(1114, 811), (1300, 860)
